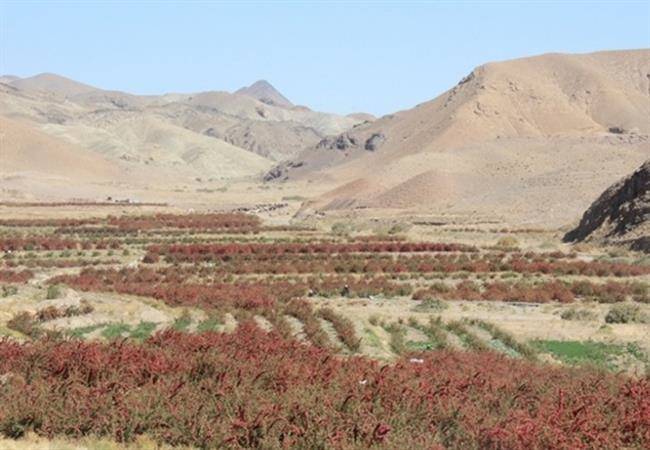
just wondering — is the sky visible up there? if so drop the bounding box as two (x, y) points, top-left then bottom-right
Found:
(1, 1), (649, 116)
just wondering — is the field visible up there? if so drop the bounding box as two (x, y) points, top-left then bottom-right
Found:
(0, 205), (648, 449)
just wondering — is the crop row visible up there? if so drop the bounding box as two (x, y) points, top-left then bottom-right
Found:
(0, 325), (647, 448)
(0, 237), (121, 251)
(145, 250), (650, 277)
(413, 279), (649, 304)
(147, 241), (477, 258)
(4, 258), (120, 269)
(0, 213), (261, 231)
(0, 269), (34, 283)
(50, 269), (411, 310)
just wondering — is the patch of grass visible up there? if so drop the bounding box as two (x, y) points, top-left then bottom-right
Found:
(406, 340), (438, 351)
(68, 323), (106, 339)
(363, 327), (382, 349)
(531, 340), (633, 369)
(196, 317), (222, 333)
(172, 310), (192, 332)
(46, 284), (61, 300)
(101, 323), (131, 340)
(130, 322), (157, 341)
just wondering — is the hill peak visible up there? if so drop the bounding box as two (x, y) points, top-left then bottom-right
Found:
(236, 79), (293, 107)
(9, 72), (99, 97)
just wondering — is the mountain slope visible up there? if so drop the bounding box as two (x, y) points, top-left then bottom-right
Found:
(0, 72), (363, 187)
(564, 160), (649, 252)
(0, 116), (120, 181)
(9, 73), (99, 97)
(275, 49), (650, 226)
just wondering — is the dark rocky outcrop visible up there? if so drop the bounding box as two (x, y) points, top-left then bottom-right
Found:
(263, 161), (304, 182)
(317, 134), (358, 151)
(564, 160), (649, 251)
(364, 133), (386, 151)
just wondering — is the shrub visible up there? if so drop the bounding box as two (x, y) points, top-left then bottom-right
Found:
(413, 299), (448, 312)
(561, 308), (597, 322)
(46, 284), (61, 300)
(1, 285), (18, 297)
(495, 236), (520, 249)
(605, 304), (648, 324)
(6, 312), (41, 338)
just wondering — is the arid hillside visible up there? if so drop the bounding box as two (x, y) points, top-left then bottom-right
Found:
(0, 72), (362, 183)
(565, 160), (649, 251)
(271, 49), (650, 226)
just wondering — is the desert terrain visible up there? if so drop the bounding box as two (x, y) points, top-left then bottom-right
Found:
(0, 48), (649, 449)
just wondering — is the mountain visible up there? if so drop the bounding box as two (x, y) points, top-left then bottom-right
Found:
(0, 73), (364, 190)
(8, 72), (99, 97)
(271, 49), (650, 226)
(236, 80), (293, 107)
(0, 75), (20, 84)
(564, 160), (649, 252)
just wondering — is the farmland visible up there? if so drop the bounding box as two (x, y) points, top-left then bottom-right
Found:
(0, 207), (649, 449)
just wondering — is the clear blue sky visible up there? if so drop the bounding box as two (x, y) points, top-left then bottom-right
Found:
(1, 1), (649, 115)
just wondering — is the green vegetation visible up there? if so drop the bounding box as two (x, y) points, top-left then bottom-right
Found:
(531, 340), (643, 369)
(446, 320), (489, 351)
(466, 318), (537, 360)
(129, 322), (157, 341)
(172, 310), (192, 331)
(409, 316), (448, 350)
(46, 284), (61, 300)
(196, 317), (222, 333)
(68, 324), (106, 339)
(362, 327), (382, 349)
(101, 323), (131, 340)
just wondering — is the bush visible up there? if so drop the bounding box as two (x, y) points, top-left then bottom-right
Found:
(46, 284), (61, 300)
(1, 285), (18, 297)
(331, 222), (353, 236)
(387, 222), (412, 235)
(605, 304), (648, 324)
(413, 299), (448, 312)
(561, 308), (597, 322)
(495, 236), (520, 249)
(6, 312), (40, 338)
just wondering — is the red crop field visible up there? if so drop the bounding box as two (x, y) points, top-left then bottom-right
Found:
(0, 325), (648, 449)
(1, 211), (649, 448)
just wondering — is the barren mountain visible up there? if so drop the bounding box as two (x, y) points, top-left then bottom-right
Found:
(8, 73), (99, 97)
(273, 49), (650, 226)
(564, 160), (649, 252)
(0, 74), (362, 192)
